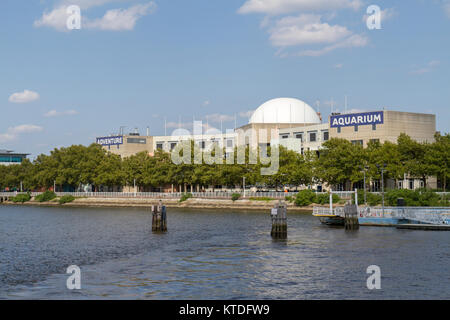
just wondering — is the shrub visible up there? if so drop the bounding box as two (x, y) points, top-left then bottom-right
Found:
(231, 193), (241, 201)
(316, 193), (341, 205)
(11, 193), (31, 203)
(179, 193), (193, 202)
(354, 190), (382, 206)
(294, 189), (317, 207)
(384, 189), (440, 207)
(35, 191), (57, 202)
(285, 196), (294, 203)
(59, 195), (75, 205)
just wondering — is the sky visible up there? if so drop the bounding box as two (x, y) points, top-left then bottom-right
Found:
(1, 0), (449, 159)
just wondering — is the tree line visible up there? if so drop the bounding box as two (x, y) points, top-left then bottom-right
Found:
(0, 133), (448, 192)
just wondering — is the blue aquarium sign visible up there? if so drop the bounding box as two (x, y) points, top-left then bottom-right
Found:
(330, 111), (384, 128)
(96, 136), (123, 146)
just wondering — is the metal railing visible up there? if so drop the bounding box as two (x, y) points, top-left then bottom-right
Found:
(359, 207), (450, 224)
(313, 206), (450, 225)
(0, 190), (361, 199)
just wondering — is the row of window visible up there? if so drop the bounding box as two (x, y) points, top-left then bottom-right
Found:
(351, 139), (380, 146)
(337, 124), (377, 133)
(280, 131), (329, 143)
(156, 139), (234, 151)
(0, 157), (23, 163)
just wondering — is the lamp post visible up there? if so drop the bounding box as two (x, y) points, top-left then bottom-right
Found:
(243, 176), (246, 198)
(359, 165), (369, 206)
(376, 164), (387, 216)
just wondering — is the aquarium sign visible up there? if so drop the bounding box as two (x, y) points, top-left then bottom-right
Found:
(330, 111), (384, 128)
(96, 136), (123, 146)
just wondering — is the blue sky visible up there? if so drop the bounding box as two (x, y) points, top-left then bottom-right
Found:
(1, 0), (449, 158)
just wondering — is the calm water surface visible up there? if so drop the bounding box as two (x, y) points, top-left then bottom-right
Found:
(0, 205), (449, 299)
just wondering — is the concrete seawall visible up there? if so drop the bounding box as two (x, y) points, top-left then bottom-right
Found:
(1, 197), (318, 212)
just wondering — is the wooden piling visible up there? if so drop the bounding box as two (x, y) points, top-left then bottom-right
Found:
(152, 200), (167, 232)
(344, 204), (359, 230)
(271, 200), (287, 239)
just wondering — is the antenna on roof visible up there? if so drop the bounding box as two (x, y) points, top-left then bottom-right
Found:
(345, 95), (348, 113)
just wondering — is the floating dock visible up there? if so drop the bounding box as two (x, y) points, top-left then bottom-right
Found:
(396, 224), (450, 231)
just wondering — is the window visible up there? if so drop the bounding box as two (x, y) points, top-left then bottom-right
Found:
(351, 140), (363, 146)
(370, 139), (380, 144)
(398, 181), (403, 189)
(373, 180), (381, 192)
(200, 141), (206, 149)
(170, 142), (177, 150)
(0, 156), (23, 163)
(354, 125), (358, 132)
(337, 127), (341, 133)
(281, 135), (289, 139)
(323, 131), (329, 141)
(301, 148), (304, 155)
(309, 132), (316, 142)
(156, 143), (163, 150)
(409, 179), (414, 190)
(372, 124), (377, 131)
(127, 138), (147, 144)
(295, 133), (303, 141)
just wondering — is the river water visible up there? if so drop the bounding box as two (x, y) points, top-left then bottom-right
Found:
(0, 205), (448, 299)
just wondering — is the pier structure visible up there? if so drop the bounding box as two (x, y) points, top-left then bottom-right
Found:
(344, 204), (360, 230)
(152, 200), (167, 232)
(271, 200), (287, 239)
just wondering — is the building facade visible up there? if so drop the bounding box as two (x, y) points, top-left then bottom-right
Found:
(96, 97), (438, 190)
(0, 150), (29, 166)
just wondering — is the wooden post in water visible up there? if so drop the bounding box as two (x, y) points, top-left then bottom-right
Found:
(344, 203), (359, 230)
(152, 200), (167, 232)
(271, 200), (287, 239)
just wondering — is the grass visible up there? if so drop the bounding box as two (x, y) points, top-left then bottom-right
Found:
(248, 197), (275, 201)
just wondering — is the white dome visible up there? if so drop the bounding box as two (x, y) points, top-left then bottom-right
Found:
(249, 98), (321, 124)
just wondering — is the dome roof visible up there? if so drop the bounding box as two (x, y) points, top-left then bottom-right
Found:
(249, 98), (321, 124)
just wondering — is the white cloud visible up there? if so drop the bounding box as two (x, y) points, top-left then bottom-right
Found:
(85, 3), (156, 31)
(239, 110), (255, 118)
(238, 0), (362, 15)
(444, 1), (450, 18)
(410, 60), (440, 75)
(34, 1), (156, 32)
(60, 0), (120, 10)
(334, 63), (343, 69)
(205, 114), (235, 123)
(263, 14), (368, 56)
(297, 33), (368, 56)
(44, 109), (79, 117)
(34, 6), (70, 31)
(363, 7), (396, 24)
(0, 124), (43, 143)
(269, 14), (351, 47)
(8, 90), (40, 103)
